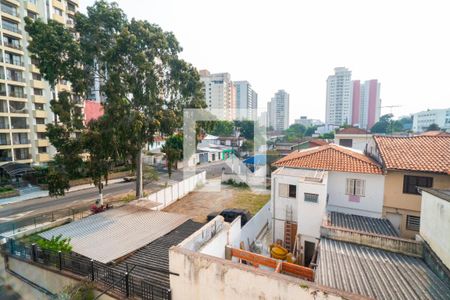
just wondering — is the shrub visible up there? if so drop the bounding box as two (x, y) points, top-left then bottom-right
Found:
(36, 234), (72, 253)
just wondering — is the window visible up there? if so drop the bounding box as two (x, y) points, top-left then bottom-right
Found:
(279, 183), (296, 198)
(54, 7), (63, 16)
(339, 139), (353, 147)
(346, 179), (365, 196)
(34, 103), (44, 110)
(36, 118), (45, 124)
(38, 147), (47, 153)
(37, 132), (46, 139)
(34, 88), (43, 96)
(27, 10), (38, 20)
(406, 215), (420, 231)
(304, 193), (319, 203)
(32, 73), (42, 80)
(403, 175), (433, 194)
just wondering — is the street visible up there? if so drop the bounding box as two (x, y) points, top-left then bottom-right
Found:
(0, 161), (231, 222)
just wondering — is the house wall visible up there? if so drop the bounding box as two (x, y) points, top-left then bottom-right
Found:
(169, 247), (351, 300)
(335, 134), (372, 152)
(420, 191), (450, 270)
(383, 170), (450, 238)
(240, 202), (271, 249)
(327, 171), (385, 218)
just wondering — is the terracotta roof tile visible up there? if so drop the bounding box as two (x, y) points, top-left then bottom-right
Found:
(336, 127), (370, 135)
(419, 131), (450, 137)
(309, 139), (329, 146)
(373, 135), (450, 174)
(273, 144), (382, 174)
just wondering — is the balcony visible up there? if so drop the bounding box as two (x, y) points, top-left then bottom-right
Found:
(52, 13), (65, 24)
(3, 41), (22, 51)
(9, 91), (27, 99)
(0, 156), (12, 162)
(0, 123), (9, 129)
(2, 22), (21, 35)
(15, 153), (32, 161)
(35, 124), (46, 132)
(7, 74), (25, 84)
(52, 0), (65, 10)
(31, 80), (45, 89)
(0, 139), (11, 146)
(32, 95), (46, 103)
(13, 139), (30, 145)
(25, 1), (38, 13)
(1, 4), (18, 17)
(33, 110), (47, 118)
(4, 58), (25, 69)
(37, 153), (50, 162)
(37, 139), (49, 147)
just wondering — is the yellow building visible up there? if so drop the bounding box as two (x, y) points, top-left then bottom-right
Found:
(0, 0), (78, 165)
(371, 135), (450, 238)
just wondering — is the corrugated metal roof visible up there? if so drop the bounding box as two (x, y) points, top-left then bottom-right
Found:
(316, 238), (450, 300)
(40, 205), (189, 264)
(329, 211), (399, 237)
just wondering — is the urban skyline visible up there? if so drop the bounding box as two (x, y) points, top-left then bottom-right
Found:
(80, 0), (450, 122)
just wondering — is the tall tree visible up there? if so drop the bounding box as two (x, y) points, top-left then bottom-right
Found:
(161, 134), (183, 178)
(284, 123), (306, 142)
(370, 114), (403, 134)
(426, 123), (441, 131)
(25, 1), (206, 198)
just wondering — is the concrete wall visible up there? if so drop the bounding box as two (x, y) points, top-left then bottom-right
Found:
(320, 225), (423, 257)
(240, 202), (271, 250)
(169, 247), (354, 300)
(383, 171), (450, 238)
(327, 171), (385, 218)
(147, 171), (206, 210)
(420, 191), (450, 270)
(335, 134), (372, 152)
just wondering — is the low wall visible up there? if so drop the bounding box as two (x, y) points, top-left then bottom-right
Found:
(240, 201), (271, 249)
(169, 247), (359, 300)
(147, 171), (206, 210)
(222, 173), (266, 187)
(320, 225), (423, 257)
(6, 257), (116, 299)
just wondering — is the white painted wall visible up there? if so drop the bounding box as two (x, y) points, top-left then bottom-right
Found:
(335, 134), (373, 152)
(240, 202), (271, 249)
(420, 191), (450, 270)
(327, 171), (385, 218)
(169, 247), (348, 300)
(297, 173), (328, 239)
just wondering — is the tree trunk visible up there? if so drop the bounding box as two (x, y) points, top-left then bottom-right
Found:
(136, 149), (143, 198)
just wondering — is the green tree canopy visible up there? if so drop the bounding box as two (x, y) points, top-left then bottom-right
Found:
(426, 123), (441, 131)
(161, 134), (183, 178)
(211, 121), (234, 136)
(370, 114), (403, 134)
(284, 123), (306, 142)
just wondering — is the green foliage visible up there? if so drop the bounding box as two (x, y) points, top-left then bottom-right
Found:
(47, 165), (70, 197)
(0, 185), (14, 193)
(370, 114), (403, 134)
(26, 1), (207, 198)
(57, 281), (95, 300)
(222, 178), (249, 189)
(284, 123), (306, 142)
(234, 120), (255, 140)
(36, 234), (72, 253)
(241, 140), (254, 152)
(161, 134), (183, 178)
(304, 126), (318, 137)
(211, 121), (234, 136)
(143, 165), (159, 181)
(320, 132), (335, 139)
(426, 123), (441, 131)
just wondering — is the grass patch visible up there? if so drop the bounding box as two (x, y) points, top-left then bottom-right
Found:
(222, 179), (249, 189)
(228, 189), (270, 215)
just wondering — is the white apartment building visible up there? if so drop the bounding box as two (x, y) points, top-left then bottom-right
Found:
(199, 70), (235, 120)
(0, 0), (78, 165)
(267, 89), (289, 131)
(325, 67), (352, 126)
(234, 81), (257, 120)
(412, 108), (450, 132)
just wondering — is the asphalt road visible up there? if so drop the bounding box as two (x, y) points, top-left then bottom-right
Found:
(0, 162), (231, 222)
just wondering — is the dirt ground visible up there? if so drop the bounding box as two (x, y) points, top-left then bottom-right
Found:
(163, 185), (270, 223)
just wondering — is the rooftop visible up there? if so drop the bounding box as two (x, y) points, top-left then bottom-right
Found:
(373, 135), (450, 174)
(273, 144), (382, 174)
(419, 130), (450, 137)
(40, 205), (189, 263)
(328, 211), (399, 237)
(421, 188), (450, 203)
(335, 127), (370, 135)
(316, 238), (450, 300)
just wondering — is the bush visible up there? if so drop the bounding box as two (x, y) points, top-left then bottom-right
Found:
(36, 234), (72, 253)
(222, 178), (249, 189)
(0, 185), (14, 193)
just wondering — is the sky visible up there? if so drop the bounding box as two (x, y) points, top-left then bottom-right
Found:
(81, 0), (450, 124)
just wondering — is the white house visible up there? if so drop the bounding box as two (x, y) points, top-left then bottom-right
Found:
(271, 144), (384, 264)
(334, 127), (373, 152)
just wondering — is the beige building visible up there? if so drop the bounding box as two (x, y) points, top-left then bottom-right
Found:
(369, 135), (450, 238)
(0, 0), (78, 165)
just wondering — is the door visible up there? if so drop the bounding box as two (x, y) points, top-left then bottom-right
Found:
(304, 241), (316, 267)
(386, 213), (402, 234)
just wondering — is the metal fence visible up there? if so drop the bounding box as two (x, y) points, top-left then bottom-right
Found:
(0, 205), (92, 236)
(4, 239), (171, 300)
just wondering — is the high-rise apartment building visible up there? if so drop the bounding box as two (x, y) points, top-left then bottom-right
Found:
(352, 79), (381, 129)
(326, 67), (381, 129)
(0, 0), (78, 165)
(199, 70), (235, 120)
(268, 89), (289, 131)
(412, 108), (450, 132)
(325, 67), (353, 126)
(234, 81), (257, 120)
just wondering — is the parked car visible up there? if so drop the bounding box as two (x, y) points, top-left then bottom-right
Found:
(207, 208), (252, 226)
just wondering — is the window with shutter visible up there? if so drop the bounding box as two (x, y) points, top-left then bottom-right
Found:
(279, 183), (296, 198)
(346, 179), (365, 196)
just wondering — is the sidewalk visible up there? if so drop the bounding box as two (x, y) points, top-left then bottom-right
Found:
(0, 178), (127, 206)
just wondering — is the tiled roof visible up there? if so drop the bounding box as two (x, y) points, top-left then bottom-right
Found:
(336, 127), (370, 135)
(309, 139), (329, 146)
(419, 130), (450, 137)
(329, 211), (399, 237)
(316, 238), (450, 300)
(373, 135), (450, 174)
(273, 144), (382, 174)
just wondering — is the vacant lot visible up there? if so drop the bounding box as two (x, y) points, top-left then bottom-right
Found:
(163, 185), (270, 223)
